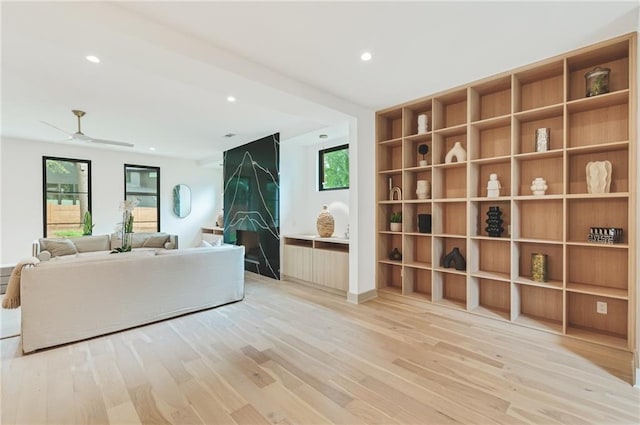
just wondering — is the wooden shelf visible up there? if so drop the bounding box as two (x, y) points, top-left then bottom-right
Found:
(513, 276), (563, 290)
(375, 33), (636, 351)
(514, 314), (563, 334)
(566, 282), (628, 300)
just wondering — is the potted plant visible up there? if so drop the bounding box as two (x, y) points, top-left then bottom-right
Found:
(390, 211), (402, 232)
(82, 211), (94, 236)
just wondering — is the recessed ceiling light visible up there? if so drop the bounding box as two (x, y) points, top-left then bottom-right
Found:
(360, 52), (372, 61)
(227, 96), (236, 102)
(85, 55), (101, 64)
(319, 134), (328, 139)
(149, 147), (156, 151)
(224, 133), (236, 138)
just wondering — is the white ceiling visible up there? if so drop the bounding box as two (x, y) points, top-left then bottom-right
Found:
(2, 1), (638, 160)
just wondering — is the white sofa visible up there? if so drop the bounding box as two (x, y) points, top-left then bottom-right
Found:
(20, 245), (244, 353)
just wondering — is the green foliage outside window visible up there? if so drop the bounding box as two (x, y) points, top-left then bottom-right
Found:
(320, 144), (349, 190)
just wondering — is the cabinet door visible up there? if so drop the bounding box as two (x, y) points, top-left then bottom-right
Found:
(312, 249), (349, 291)
(283, 245), (313, 282)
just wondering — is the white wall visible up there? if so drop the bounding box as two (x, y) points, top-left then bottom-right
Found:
(280, 137), (349, 238)
(0, 137), (222, 264)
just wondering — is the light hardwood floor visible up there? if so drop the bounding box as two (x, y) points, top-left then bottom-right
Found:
(1, 273), (639, 424)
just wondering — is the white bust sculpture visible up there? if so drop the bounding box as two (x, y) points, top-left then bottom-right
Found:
(531, 177), (548, 195)
(487, 173), (501, 198)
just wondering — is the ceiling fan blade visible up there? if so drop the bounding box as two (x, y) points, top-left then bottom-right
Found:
(40, 120), (73, 137)
(81, 135), (134, 148)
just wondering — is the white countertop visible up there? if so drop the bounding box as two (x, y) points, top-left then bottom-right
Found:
(284, 234), (350, 245)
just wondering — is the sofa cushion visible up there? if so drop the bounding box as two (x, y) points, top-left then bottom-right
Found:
(73, 235), (111, 253)
(39, 238), (78, 257)
(142, 234), (170, 248)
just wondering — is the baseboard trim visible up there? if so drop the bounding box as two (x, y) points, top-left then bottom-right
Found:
(347, 289), (378, 304)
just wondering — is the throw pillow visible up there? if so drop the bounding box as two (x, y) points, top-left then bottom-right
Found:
(142, 234), (170, 248)
(45, 239), (78, 257)
(198, 240), (212, 247)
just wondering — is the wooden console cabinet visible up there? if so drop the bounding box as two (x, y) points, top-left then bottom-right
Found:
(375, 33), (636, 350)
(283, 236), (349, 293)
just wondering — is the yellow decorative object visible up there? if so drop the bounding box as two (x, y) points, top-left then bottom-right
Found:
(316, 205), (335, 237)
(531, 253), (548, 282)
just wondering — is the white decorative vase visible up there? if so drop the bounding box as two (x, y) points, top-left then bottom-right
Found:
(531, 177), (548, 195)
(418, 159), (428, 167)
(416, 180), (430, 199)
(316, 205), (335, 237)
(216, 210), (224, 228)
(390, 222), (402, 232)
(445, 141), (467, 164)
(417, 114), (429, 134)
(586, 160), (612, 194)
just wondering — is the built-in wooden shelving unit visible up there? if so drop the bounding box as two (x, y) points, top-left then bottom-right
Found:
(375, 33), (637, 350)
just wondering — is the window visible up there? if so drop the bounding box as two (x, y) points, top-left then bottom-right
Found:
(319, 144), (349, 191)
(42, 156), (92, 237)
(124, 164), (160, 232)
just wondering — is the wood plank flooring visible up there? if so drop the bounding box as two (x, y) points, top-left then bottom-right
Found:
(1, 273), (639, 424)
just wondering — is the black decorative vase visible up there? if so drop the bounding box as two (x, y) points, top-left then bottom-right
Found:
(441, 247), (466, 271)
(389, 247), (402, 261)
(418, 214), (432, 234)
(485, 206), (504, 237)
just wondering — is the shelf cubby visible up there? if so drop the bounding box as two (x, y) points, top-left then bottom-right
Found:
(566, 245), (628, 294)
(432, 166), (467, 199)
(567, 198), (628, 244)
(469, 278), (511, 320)
(403, 203), (432, 234)
(433, 89), (468, 130)
(566, 39), (630, 101)
(469, 238), (511, 280)
(375, 33), (635, 351)
(513, 199), (563, 242)
(404, 135), (433, 168)
(470, 76), (512, 121)
(516, 155), (563, 196)
(377, 108), (403, 142)
(403, 267), (432, 300)
(470, 161), (511, 198)
(404, 235), (432, 269)
(470, 200), (510, 238)
(433, 202), (466, 236)
(433, 271), (467, 309)
(515, 241), (563, 289)
(403, 100), (433, 137)
(514, 109), (563, 155)
(378, 263), (403, 293)
(469, 117), (511, 160)
(567, 102), (628, 148)
(567, 147), (628, 194)
(512, 284), (563, 333)
(403, 169), (433, 201)
(377, 139), (403, 172)
(566, 292), (627, 344)
(514, 60), (564, 112)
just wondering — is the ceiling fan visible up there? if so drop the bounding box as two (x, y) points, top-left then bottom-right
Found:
(42, 110), (134, 147)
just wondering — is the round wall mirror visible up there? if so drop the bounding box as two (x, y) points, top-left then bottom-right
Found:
(172, 184), (191, 218)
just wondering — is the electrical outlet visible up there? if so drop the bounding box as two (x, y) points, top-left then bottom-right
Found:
(596, 301), (607, 314)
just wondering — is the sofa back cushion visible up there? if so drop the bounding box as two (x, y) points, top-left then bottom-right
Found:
(141, 234), (170, 248)
(39, 238), (78, 257)
(73, 235), (111, 253)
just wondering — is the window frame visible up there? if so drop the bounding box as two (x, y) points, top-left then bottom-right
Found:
(124, 163), (161, 232)
(42, 156), (92, 237)
(318, 143), (349, 191)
